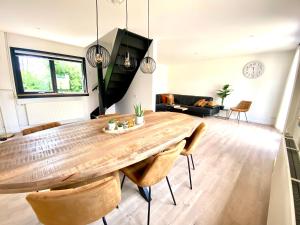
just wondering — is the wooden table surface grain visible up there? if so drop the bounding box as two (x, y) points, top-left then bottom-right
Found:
(0, 112), (200, 193)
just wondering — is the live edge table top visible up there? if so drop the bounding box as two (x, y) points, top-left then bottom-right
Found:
(0, 112), (200, 194)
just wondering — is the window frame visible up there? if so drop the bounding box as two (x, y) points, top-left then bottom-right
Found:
(10, 47), (89, 98)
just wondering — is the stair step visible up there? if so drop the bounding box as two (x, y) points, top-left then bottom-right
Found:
(119, 45), (144, 56)
(121, 34), (149, 50)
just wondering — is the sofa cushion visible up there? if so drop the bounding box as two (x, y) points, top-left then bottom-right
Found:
(167, 94), (175, 105)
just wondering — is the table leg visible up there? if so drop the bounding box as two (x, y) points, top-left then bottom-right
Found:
(138, 186), (152, 202)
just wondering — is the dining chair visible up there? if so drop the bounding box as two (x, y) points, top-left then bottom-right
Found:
(228, 100), (252, 123)
(22, 122), (61, 136)
(97, 113), (120, 119)
(144, 110), (154, 115)
(120, 140), (186, 225)
(26, 172), (121, 225)
(181, 122), (207, 189)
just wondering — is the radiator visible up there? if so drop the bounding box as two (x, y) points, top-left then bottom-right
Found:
(25, 100), (87, 125)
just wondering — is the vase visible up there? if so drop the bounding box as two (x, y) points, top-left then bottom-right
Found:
(135, 116), (144, 125)
(108, 123), (116, 130)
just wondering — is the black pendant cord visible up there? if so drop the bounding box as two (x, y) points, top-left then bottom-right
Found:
(96, 0), (99, 47)
(147, 0), (150, 57)
(126, 0), (128, 53)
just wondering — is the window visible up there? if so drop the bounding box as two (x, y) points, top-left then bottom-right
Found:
(10, 47), (88, 98)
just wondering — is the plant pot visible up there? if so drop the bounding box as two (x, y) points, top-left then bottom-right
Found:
(117, 126), (123, 131)
(108, 122), (116, 130)
(135, 116), (144, 125)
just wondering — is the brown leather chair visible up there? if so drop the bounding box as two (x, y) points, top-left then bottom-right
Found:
(96, 113), (120, 119)
(26, 172), (121, 225)
(22, 122), (61, 136)
(228, 101), (252, 123)
(120, 140), (186, 225)
(144, 110), (154, 115)
(181, 122), (207, 189)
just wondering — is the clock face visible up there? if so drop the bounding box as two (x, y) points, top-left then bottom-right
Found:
(243, 61), (264, 79)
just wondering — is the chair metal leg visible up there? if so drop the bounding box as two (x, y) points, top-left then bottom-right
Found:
(190, 154), (195, 170)
(187, 156), (192, 189)
(237, 112), (240, 124)
(228, 110), (233, 119)
(121, 174), (126, 189)
(147, 186), (151, 225)
(102, 217), (108, 225)
(244, 112), (248, 122)
(166, 176), (176, 205)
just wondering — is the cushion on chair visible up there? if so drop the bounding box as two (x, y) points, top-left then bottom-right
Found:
(121, 140), (186, 187)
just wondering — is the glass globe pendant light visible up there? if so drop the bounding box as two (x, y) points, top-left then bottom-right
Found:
(140, 0), (156, 74)
(86, 0), (111, 68)
(119, 0), (137, 71)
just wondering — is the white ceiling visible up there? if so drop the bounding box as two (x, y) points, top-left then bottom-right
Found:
(0, 0), (299, 63)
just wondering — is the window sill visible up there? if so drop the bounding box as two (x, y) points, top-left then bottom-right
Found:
(17, 93), (89, 99)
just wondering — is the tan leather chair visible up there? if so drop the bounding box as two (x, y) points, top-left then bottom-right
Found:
(121, 140), (186, 225)
(26, 172), (121, 225)
(144, 110), (153, 115)
(22, 122), (61, 136)
(181, 123), (206, 189)
(96, 113), (120, 119)
(228, 101), (252, 123)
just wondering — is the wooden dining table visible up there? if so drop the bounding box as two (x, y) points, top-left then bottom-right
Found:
(0, 112), (200, 197)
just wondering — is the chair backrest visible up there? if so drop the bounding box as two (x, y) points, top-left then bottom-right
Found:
(26, 172), (121, 225)
(96, 113), (120, 119)
(144, 110), (153, 114)
(236, 101), (252, 111)
(184, 122), (207, 155)
(140, 140), (186, 187)
(22, 122), (61, 136)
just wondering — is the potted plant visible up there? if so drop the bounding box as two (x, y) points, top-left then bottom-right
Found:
(217, 84), (233, 109)
(134, 103), (144, 125)
(107, 119), (116, 130)
(117, 122), (124, 130)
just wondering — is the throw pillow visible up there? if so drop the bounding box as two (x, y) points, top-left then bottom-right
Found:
(194, 99), (205, 107)
(207, 101), (218, 107)
(167, 94), (175, 105)
(161, 94), (168, 104)
(199, 100), (208, 107)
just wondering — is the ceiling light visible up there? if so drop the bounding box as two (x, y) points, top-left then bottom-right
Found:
(86, 0), (111, 68)
(140, 0), (156, 74)
(119, 0), (137, 71)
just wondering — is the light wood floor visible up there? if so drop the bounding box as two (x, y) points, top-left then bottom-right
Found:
(0, 117), (281, 225)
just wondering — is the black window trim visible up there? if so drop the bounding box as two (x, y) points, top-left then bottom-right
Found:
(10, 47), (89, 99)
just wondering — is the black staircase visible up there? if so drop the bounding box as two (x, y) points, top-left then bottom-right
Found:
(91, 28), (152, 119)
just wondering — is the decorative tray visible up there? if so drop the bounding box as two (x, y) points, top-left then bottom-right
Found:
(102, 122), (145, 134)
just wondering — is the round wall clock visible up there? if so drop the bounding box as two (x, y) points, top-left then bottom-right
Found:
(243, 61), (264, 79)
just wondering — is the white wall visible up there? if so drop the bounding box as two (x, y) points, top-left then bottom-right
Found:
(286, 61), (300, 147)
(153, 64), (169, 95)
(0, 31), (98, 131)
(167, 50), (294, 125)
(276, 47), (300, 132)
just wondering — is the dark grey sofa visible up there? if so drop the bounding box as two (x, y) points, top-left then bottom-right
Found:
(156, 94), (220, 117)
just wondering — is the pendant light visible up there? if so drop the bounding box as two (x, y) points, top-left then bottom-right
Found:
(119, 0), (137, 71)
(86, 0), (111, 68)
(140, 0), (156, 74)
